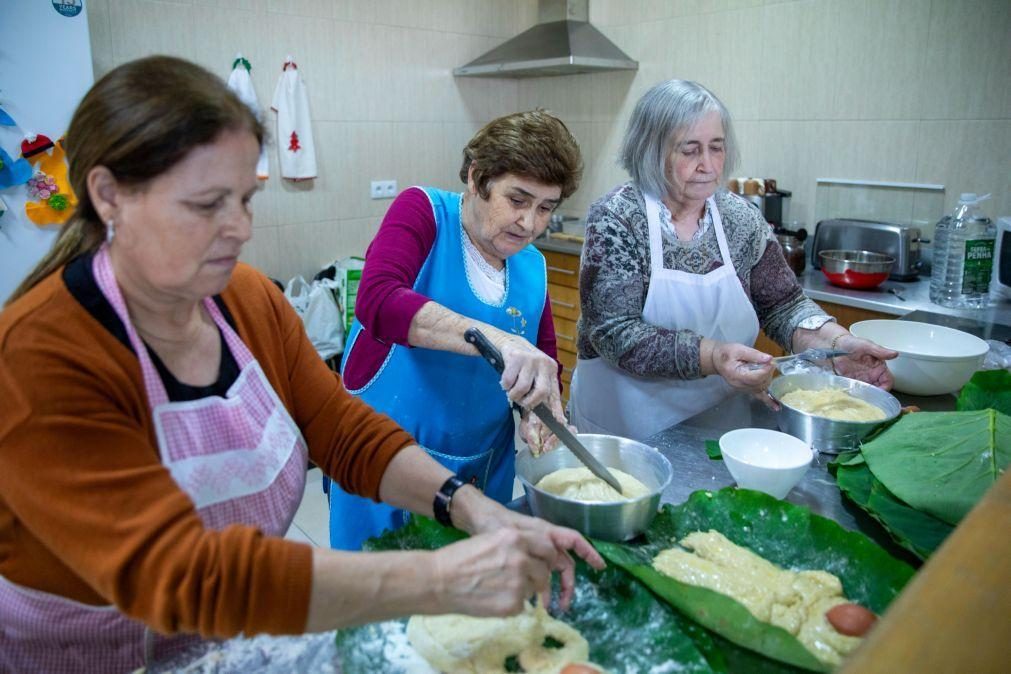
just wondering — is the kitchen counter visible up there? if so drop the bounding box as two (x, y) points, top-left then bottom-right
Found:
(646, 390), (951, 567)
(160, 389), (952, 671)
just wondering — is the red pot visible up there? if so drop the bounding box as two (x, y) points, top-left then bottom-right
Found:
(818, 250), (894, 289)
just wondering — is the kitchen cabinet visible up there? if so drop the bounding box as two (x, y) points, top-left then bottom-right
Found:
(754, 301), (894, 357)
(542, 248), (580, 403)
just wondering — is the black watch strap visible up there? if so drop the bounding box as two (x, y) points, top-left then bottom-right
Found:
(433, 475), (467, 528)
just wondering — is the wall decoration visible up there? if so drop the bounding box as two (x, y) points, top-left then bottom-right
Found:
(23, 136), (76, 226)
(225, 53), (269, 180)
(271, 56), (316, 181)
(0, 147), (32, 189)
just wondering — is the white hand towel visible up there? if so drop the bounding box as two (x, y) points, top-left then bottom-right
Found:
(271, 55), (317, 181)
(226, 53), (269, 180)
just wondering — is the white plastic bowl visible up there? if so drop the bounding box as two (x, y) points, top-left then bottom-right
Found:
(849, 320), (989, 396)
(719, 428), (813, 499)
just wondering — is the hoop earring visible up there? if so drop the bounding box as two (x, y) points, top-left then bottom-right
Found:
(105, 219), (115, 244)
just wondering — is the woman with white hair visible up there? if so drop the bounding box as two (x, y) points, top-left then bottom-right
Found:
(569, 80), (896, 441)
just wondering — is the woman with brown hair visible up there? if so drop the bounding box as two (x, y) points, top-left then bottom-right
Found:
(0, 57), (602, 672)
(331, 110), (583, 550)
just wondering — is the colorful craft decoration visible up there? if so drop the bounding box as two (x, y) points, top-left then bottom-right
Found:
(23, 136), (76, 226)
(0, 147), (33, 189)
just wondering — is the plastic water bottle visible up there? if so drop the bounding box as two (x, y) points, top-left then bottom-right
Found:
(929, 193), (995, 308)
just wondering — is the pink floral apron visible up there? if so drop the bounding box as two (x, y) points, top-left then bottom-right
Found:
(0, 246), (308, 673)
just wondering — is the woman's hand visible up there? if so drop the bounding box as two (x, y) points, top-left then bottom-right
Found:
(706, 340), (775, 392)
(449, 488), (605, 612)
(518, 394), (572, 455)
(496, 334), (559, 409)
(830, 333), (897, 389)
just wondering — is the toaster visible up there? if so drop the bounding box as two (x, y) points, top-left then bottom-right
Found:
(811, 218), (925, 281)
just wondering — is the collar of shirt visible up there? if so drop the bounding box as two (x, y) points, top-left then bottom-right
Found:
(658, 199), (714, 241)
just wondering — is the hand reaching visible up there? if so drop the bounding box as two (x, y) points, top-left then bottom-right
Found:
(830, 334), (897, 389)
(518, 394), (572, 455)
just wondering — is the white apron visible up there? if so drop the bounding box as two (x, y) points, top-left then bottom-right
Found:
(569, 194), (760, 441)
(0, 246), (308, 673)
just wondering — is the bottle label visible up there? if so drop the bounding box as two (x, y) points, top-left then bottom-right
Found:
(961, 239), (995, 294)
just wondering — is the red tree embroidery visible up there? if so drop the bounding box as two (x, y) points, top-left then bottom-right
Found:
(288, 131), (301, 153)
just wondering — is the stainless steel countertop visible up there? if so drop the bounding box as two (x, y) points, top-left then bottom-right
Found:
(646, 390), (952, 567)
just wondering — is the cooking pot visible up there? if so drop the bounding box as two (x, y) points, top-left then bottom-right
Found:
(819, 250), (895, 289)
(769, 371), (901, 453)
(515, 434), (672, 542)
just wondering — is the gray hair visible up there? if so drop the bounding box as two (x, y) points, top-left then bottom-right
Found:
(619, 79), (739, 199)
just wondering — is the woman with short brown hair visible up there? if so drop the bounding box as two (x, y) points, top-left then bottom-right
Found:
(332, 110), (584, 550)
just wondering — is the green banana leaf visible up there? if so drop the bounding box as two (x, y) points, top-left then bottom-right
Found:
(333, 516), (714, 674)
(957, 369), (1011, 416)
(860, 410), (1011, 525)
(595, 489), (915, 672)
(834, 459), (955, 560)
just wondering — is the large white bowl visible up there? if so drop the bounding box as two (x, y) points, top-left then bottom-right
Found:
(849, 320), (989, 396)
(719, 428), (813, 499)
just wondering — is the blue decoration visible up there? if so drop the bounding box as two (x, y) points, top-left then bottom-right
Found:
(0, 147), (32, 189)
(0, 106), (14, 127)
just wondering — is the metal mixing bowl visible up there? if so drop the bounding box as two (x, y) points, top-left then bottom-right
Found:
(818, 249), (895, 289)
(769, 371), (901, 453)
(515, 434), (672, 542)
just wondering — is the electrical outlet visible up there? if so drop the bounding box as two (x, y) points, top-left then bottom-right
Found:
(370, 180), (398, 200)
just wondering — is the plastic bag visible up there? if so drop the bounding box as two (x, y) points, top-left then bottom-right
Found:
(284, 275), (344, 360)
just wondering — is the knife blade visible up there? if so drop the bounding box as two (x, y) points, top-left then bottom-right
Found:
(463, 327), (625, 494)
(746, 348), (851, 370)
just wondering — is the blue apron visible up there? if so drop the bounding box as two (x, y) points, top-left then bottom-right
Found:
(326, 187), (546, 550)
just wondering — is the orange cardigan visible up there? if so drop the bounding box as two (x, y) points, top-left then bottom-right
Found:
(0, 262), (413, 638)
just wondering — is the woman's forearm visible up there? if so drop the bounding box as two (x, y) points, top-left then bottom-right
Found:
(407, 300), (513, 354)
(305, 547), (441, 631)
(791, 320), (848, 353)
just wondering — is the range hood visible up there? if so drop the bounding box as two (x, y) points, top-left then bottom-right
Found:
(454, 0), (637, 78)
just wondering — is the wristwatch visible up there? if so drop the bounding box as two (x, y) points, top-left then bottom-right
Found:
(433, 475), (467, 528)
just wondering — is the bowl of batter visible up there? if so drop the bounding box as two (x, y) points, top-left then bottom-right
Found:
(769, 371), (901, 453)
(515, 434), (672, 542)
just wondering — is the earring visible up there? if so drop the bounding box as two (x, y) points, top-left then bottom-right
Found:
(105, 219), (115, 243)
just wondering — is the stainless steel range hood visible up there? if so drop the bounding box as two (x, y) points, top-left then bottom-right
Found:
(454, 0), (637, 78)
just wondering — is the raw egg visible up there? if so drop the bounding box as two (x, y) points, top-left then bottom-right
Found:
(826, 603), (877, 636)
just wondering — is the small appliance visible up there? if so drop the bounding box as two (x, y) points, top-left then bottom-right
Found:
(811, 219), (925, 281)
(991, 216), (1011, 300)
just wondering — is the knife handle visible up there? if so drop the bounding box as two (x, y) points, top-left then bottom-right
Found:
(464, 327), (505, 375)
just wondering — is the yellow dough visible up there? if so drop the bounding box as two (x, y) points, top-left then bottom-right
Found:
(780, 388), (886, 422)
(536, 467), (651, 502)
(652, 531), (862, 666)
(406, 602), (589, 674)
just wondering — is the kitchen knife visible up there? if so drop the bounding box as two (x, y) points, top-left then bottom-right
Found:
(463, 327), (625, 494)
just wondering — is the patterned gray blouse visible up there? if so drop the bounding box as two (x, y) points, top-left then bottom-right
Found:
(576, 182), (828, 380)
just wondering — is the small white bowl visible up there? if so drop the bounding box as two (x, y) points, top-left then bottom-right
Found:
(849, 320), (989, 396)
(719, 428), (813, 499)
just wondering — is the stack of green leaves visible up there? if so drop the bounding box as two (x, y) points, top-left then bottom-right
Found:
(334, 488), (913, 673)
(334, 516), (715, 673)
(833, 370), (1011, 560)
(595, 489), (913, 672)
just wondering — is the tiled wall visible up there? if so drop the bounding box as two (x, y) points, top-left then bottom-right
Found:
(521, 0), (1010, 239)
(87, 0), (1008, 281)
(86, 0), (539, 281)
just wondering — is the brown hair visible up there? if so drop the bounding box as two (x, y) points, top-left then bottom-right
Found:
(458, 109), (582, 201)
(7, 55), (264, 305)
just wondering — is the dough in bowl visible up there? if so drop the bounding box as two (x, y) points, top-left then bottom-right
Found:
(536, 466), (651, 502)
(780, 388), (886, 422)
(406, 602), (589, 674)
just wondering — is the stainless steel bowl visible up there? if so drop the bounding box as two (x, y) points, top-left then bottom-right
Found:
(515, 434), (672, 542)
(818, 249), (895, 274)
(769, 372), (901, 453)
